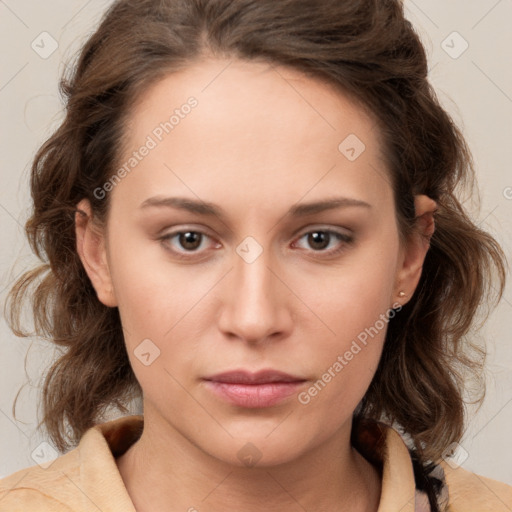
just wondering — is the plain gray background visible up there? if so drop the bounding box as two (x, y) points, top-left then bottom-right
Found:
(1, 0), (511, 486)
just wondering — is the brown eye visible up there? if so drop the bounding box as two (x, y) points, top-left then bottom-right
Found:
(306, 231), (331, 251)
(294, 229), (354, 257)
(177, 231), (203, 251)
(160, 229), (217, 259)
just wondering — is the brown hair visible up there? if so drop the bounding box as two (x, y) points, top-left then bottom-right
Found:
(6, 0), (507, 475)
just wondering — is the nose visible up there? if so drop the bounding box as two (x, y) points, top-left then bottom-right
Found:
(217, 243), (294, 345)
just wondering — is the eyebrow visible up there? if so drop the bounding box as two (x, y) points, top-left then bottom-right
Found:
(139, 195), (371, 220)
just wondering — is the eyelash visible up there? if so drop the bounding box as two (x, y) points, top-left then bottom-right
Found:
(159, 227), (354, 260)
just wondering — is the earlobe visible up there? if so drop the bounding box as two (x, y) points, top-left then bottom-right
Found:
(75, 199), (117, 307)
(393, 194), (438, 306)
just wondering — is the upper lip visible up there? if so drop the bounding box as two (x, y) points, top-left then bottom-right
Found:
(204, 369), (306, 384)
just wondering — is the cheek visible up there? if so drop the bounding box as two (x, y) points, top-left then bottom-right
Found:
(107, 236), (222, 398)
(294, 237), (398, 346)
(295, 294), (394, 427)
(293, 237), (399, 407)
(107, 229), (201, 336)
(107, 248), (198, 396)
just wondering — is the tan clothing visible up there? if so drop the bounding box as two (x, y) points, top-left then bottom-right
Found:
(0, 415), (510, 511)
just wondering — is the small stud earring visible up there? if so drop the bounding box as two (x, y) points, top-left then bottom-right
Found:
(398, 291), (406, 298)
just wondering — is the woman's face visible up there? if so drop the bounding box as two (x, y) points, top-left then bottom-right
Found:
(79, 58), (428, 466)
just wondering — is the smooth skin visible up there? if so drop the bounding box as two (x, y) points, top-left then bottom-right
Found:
(75, 58), (437, 512)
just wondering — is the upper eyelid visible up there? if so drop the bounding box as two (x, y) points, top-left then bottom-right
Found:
(161, 224), (351, 238)
(290, 224), (352, 238)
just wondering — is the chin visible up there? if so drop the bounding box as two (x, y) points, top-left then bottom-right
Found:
(195, 420), (318, 469)
(214, 438), (308, 469)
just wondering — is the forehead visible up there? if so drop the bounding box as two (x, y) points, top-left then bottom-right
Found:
(129, 57), (380, 148)
(112, 58), (392, 219)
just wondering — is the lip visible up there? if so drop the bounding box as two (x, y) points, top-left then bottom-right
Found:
(204, 369), (305, 384)
(203, 369), (307, 408)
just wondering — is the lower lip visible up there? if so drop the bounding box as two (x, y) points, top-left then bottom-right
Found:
(203, 380), (306, 408)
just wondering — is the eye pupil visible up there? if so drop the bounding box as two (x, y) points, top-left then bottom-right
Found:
(179, 232), (202, 250)
(308, 231), (330, 250)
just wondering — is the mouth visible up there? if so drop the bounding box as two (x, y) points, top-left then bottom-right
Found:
(204, 369), (306, 384)
(202, 369), (308, 408)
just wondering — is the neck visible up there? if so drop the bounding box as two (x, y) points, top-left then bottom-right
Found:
(116, 408), (381, 512)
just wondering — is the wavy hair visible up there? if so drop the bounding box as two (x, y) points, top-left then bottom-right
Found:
(5, 0), (507, 483)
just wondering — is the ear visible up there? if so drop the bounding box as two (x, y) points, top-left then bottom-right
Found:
(393, 194), (437, 306)
(75, 198), (117, 307)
